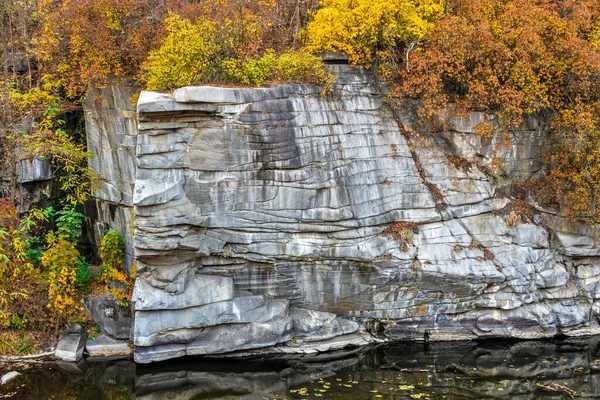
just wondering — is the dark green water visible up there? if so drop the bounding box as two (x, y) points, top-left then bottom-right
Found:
(2, 337), (600, 399)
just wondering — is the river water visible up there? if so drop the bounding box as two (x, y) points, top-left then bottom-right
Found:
(2, 337), (600, 399)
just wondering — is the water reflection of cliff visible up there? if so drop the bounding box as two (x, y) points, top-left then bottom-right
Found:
(131, 337), (600, 399)
(44, 337), (600, 399)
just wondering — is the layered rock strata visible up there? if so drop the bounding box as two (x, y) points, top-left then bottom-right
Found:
(132, 65), (600, 363)
(84, 85), (138, 268)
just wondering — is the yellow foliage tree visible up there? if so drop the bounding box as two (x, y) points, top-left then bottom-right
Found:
(141, 14), (219, 91)
(304, 0), (446, 72)
(41, 234), (81, 329)
(591, 19), (600, 47)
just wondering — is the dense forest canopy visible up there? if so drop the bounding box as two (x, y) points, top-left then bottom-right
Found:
(0, 0), (599, 347)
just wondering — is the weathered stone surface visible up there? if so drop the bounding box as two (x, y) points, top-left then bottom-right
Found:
(84, 84), (137, 269)
(55, 331), (86, 362)
(132, 273), (234, 311)
(84, 295), (133, 340)
(16, 158), (54, 183)
(85, 335), (132, 358)
(134, 295), (289, 346)
(134, 318), (294, 363)
(130, 64), (600, 362)
(290, 307), (359, 342)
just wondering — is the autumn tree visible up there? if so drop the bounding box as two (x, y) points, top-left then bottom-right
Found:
(304, 0), (446, 76)
(398, 0), (600, 223)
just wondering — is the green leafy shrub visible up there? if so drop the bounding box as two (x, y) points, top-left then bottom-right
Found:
(24, 236), (43, 268)
(75, 257), (92, 294)
(222, 50), (277, 86)
(99, 229), (124, 276)
(56, 207), (84, 243)
(274, 49), (333, 86)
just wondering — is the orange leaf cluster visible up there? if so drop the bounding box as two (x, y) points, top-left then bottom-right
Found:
(399, 0), (600, 224)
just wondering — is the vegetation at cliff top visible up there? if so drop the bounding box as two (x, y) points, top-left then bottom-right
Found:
(1, 0), (600, 351)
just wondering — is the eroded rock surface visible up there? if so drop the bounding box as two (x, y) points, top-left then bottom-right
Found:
(132, 65), (600, 363)
(84, 84), (138, 269)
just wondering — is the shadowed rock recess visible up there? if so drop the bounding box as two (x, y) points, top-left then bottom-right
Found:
(131, 65), (600, 363)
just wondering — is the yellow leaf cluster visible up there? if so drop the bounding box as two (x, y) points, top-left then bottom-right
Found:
(98, 229), (134, 305)
(141, 13), (332, 91)
(41, 235), (80, 323)
(141, 14), (219, 91)
(304, 0), (446, 68)
(591, 19), (600, 47)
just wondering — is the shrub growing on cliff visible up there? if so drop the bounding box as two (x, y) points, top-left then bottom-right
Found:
(141, 13), (332, 90)
(304, 0), (446, 75)
(141, 14), (219, 91)
(222, 50), (278, 86)
(99, 229), (133, 306)
(275, 49), (334, 87)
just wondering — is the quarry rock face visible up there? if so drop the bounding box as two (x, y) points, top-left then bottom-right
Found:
(84, 85), (138, 269)
(123, 65), (600, 363)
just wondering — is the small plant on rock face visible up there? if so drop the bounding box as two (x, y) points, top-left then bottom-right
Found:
(499, 199), (536, 227)
(99, 229), (134, 307)
(382, 221), (419, 252)
(99, 229), (125, 283)
(504, 211), (521, 227)
(382, 221), (419, 242)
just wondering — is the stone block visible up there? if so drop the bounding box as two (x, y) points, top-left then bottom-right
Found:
(55, 331), (86, 362)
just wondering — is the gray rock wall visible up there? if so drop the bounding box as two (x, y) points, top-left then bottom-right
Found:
(84, 85), (138, 268)
(132, 65), (600, 363)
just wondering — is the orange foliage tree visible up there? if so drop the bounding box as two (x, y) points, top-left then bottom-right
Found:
(398, 0), (600, 224)
(35, 0), (321, 96)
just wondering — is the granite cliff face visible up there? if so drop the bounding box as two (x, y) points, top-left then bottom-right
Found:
(126, 65), (600, 363)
